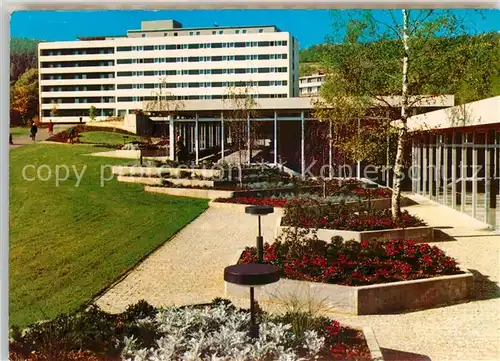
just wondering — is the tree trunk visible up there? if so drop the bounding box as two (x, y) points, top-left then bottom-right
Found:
(392, 9), (410, 221)
(329, 121), (333, 179)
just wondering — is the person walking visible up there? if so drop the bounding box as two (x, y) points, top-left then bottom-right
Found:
(175, 135), (187, 163)
(68, 127), (77, 144)
(29, 121), (38, 142)
(9, 133), (13, 145)
(47, 120), (54, 136)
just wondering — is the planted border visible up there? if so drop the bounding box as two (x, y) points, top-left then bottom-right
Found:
(144, 185), (234, 199)
(225, 248), (472, 315)
(226, 269), (473, 315)
(277, 222), (435, 243)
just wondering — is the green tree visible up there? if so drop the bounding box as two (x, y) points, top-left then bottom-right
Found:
(89, 105), (97, 121)
(320, 9), (494, 220)
(11, 68), (39, 125)
(10, 38), (40, 85)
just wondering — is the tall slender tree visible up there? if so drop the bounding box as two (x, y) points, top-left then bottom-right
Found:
(319, 9), (492, 220)
(222, 86), (259, 166)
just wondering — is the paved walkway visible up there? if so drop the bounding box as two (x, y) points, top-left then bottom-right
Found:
(95, 194), (499, 361)
(9, 125), (69, 149)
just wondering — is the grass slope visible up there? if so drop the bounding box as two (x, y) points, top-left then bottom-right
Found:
(9, 127), (31, 136)
(78, 131), (141, 145)
(9, 144), (208, 327)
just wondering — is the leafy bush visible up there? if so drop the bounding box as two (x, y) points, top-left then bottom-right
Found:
(239, 234), (462, 286)
(10, 300), (371, 361)
(281, 200), (425, 231)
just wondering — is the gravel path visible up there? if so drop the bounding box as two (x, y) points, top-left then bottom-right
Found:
(95, 206), (283, 311)
(95, 194), (499, 361)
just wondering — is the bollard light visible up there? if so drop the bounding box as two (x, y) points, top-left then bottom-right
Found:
(245, 205), (274, 262)
(224, 263), (280, 339)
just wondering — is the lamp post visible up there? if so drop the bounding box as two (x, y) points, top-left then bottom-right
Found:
(224, 263), (280, 338)
(245, 205), (274, 262)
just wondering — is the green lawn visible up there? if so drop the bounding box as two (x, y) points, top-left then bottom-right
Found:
(78, 131), (141, 145)
(9, 144), (208, 327)
(9, 127), (31, 136)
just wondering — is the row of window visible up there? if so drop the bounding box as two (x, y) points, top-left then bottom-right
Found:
(43, 97), (115, 104)
(42, 85), (115, 92)
(118, 93), (287, 101)
(41, 92), (288, 105)
(116, 80), (288, 90)
(42, 72), (115, 80)
(136, 28), (268, 38)
(299, 77), (325, 84)
(117, 67), (288, 77)
(300, 86), (321, 92)
(42, 48), (114, 56)
(40, 67), (289, 81)
(116, 53), (288, 65)
(42, 109), (115, 117)
(40, 52), (288, 68)
(42, 60), (114, 68)
(117, 40), (287, 52)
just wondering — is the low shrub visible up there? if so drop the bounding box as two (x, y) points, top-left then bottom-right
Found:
(238, 235), (462, 286)
(10, 299), (371, 361)
(281, 200), (425, 231)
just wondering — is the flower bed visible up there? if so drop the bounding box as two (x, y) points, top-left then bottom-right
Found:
(282, 201), (425, 232)
(226, 235), (472, 314)
(9, 299), (376, 361)
(239, 237), (462, 286)
(298, 179), (392, 199)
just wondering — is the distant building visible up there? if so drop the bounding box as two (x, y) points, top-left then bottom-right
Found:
(38, 20), (300, 123)
(299, 72), (326, 97)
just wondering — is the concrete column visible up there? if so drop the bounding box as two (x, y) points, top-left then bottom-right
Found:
(274, 111), (278, 165)
(169, 116), (175, 161)
(247, 115), (251, 164)
(485, 130), (497, 227)
(221, 112), (225, 162)
(429, 135), (434, 199)
(443, 133), (449, 205)
(301, 111), (305, 178)
(411, 140), (416, 193)
(472, 131), (478, 218)
(215, 123), (219, 147)
(436, 134), (442, 203)
(200, 123), (204, 150)
(460, 133), (467, 212)
(416, 141), (422, 194)
(386, 133), (390, 187)
(329, 121), (333, 179)
(422, 138), (428, 196)
(451, 132), (457, 209)
(357, 118), (361, 179)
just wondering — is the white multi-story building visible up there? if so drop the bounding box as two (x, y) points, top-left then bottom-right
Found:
(299, 72), (325, 97)
(38, 20), (300, 123)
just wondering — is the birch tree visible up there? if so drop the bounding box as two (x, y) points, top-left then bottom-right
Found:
(143, 77), (185, 137)
(320, 9), (487, 220)
(222, 86), (259, 166)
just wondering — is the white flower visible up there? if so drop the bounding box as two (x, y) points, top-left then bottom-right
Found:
(120, 303), (324, 361)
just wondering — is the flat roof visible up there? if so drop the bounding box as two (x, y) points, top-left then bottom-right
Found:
(406, 96), (499, 131)
(128, 24), (280, 33)
(76, 35), (127, 41)
(175, 95), (455, 112)
(299, 73), (326, 79)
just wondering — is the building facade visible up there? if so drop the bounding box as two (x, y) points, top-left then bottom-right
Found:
(299, 72), (325, 97)
(38, 20), (300, 123)
(408, 96), (500, 230)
